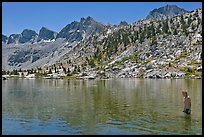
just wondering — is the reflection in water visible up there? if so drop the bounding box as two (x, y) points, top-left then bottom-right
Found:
(2, 79), (202, 135)
(184, 115), (191, 131)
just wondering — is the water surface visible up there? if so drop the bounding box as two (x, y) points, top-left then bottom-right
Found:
(2, 78), (202, 135)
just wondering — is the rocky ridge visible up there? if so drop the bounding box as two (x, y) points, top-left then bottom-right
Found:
(58, 8), (202, 79)
(2, 6), (202, 79)
(56, 16), (107, 42)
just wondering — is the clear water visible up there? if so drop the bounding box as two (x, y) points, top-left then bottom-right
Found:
(2, 78), (202, 135)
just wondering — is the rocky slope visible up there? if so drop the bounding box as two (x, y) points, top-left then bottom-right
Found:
(58, 8), (202, 79)
(2, 16), (108, 71)
(2, 39), (78, 71)
(2, 6), (202, 79)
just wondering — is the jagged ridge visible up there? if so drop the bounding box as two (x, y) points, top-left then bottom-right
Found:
(2, 7), (202, 79)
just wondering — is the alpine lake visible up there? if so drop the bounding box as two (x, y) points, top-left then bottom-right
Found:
(2, 78), (202, 135)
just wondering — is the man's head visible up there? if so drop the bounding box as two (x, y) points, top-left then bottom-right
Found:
(182, 91), (188, 97)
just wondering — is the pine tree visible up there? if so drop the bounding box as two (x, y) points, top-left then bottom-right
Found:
(62, 67), (66, 74)
(135, 31), (138, 40)
(162, 19), (169, 34)
(67, 68), (71, 76)
(13, 69), (18, 75)
(151, 36), (157, 46)
(197, 18), (201, 29)
(170, 18), (173, 24)
(77, 66), (81, 73)
(48, 69), (52, 74)
(156, 23), (161, 34)
(151, 24), (156, 37)
(139, 32), (145, 43)
(173, 28), (178, 35)
(55, 67), (57, 73)
(89, 58), (96, 68)
(31, 68), (33, 74)
(2, 71), (6, 75)
(187, 17), (192, 25)
(146, 26), (152, 39)
(180, 14), (185, 25)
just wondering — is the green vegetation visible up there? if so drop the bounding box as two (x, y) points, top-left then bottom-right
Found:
(187, 17), (192, 25)
(150, 36), (157, 46)
(87, 58), (96, 68)
(35, 72), (48, 78)
(113, 51), (141, 67)
(146, 65), (153, 70)
(180, 52), (188, 57)
(156, 23), (162, 34)
(177, 52), (188, 60)
(59, 75), (78, 79)
(173, 28), (177, 35)
(162, 19), (169, 34)
(179, 66), (201, 78)
(180, 66), (195, 73)
(143, 57), (156, 65)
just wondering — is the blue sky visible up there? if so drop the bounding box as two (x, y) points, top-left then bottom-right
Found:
(2, 2), (202, 36)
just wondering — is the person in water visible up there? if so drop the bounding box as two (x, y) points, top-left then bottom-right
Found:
(182, 91), (191, 114)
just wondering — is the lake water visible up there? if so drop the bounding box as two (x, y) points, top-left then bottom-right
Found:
(2, 78), (202, 135)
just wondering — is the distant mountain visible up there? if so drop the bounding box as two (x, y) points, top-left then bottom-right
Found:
(2, 7), (202, 80)
(146, 5), (189, 19)
(7, 29), (38, 44)
(3, 16), (107, 44)
(19, 29), (38, 44)
(37, 27), (57, 42)
(2, 34), (8, 43)
(7, 34), (21, 44)
(56, 16), (107, 42)
(119, 21), (129, 26)
(0, 6), (192, 45)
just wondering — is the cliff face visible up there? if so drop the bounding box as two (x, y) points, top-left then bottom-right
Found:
(37, 27), (57, 42)
(2, 8), (202, 79)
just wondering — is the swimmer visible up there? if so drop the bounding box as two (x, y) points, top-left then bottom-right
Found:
(182, 91), (191, 115)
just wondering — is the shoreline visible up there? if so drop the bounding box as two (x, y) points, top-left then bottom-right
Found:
(2, 75), (202, 80)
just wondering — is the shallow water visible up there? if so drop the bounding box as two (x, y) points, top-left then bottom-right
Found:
(2, 78), (202, 135)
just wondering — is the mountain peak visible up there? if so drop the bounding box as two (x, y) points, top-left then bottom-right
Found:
(41, 26), (49, 30)
(56, 16), (106, 41)
(80, 16), (95, 24)
(19, 29), (38, 43)
(146, 5), (189, 20)
(86, 16), (94, 21)
(2, 34), (8, 44)
(119, 21), (128, 26)
(37, 27), (57, 42)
